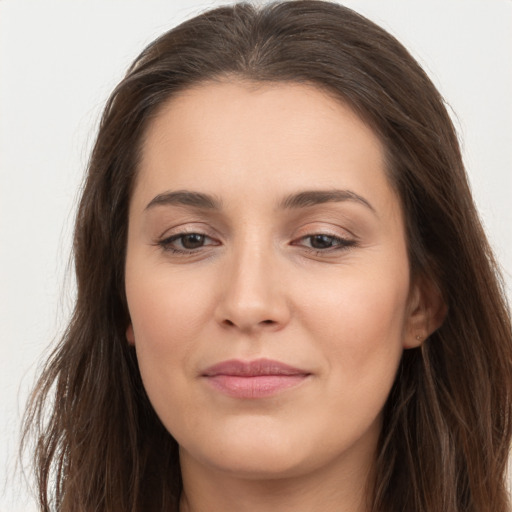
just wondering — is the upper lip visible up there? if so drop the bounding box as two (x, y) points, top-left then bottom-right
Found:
(202, 358), (310, 377)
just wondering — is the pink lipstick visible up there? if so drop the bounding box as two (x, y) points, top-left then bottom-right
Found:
(201, 358), (310, 398)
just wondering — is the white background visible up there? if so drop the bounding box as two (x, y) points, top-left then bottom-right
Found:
(1, 1), (511, 510)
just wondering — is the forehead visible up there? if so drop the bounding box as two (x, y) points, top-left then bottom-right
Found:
(134, 80), (398, 217)
(142, 80), (379, 156)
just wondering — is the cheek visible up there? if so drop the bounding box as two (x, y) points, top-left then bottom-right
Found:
(127, 262), (214, 344)
(297, 265), (409, 389)
(124, 263), (217, 410)
(294, 269), (408, 440)
(301, 263), (408, 337)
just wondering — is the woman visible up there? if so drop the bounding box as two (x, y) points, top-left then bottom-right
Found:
(23, 1), (512, 511)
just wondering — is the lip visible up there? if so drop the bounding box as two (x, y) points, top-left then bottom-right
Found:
(201, 358), (311, 399)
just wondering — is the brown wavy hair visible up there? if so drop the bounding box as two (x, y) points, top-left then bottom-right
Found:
(22, 1), (512, 511)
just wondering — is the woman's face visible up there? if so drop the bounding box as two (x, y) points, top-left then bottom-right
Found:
(125, 81), (424, 481)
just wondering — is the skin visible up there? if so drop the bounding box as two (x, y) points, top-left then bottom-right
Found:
(125, 81), (434, 512)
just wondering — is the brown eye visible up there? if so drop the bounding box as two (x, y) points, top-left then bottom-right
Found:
(158, 232), (217, 254)
(293, 233), (357, 254)
(180, 233), (206, 249)
(309, 234), (338, 249)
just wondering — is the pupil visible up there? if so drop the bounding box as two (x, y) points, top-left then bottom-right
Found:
(182, 234), (204, 249)
(311, 235), (333, 249)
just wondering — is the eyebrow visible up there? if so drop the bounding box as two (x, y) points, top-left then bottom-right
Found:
(145, 188), (376, 214)
(277, 189), (376, 213)
(145, 190), (222, 210)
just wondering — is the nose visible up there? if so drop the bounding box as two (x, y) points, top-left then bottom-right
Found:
(214, 242), (291, 334)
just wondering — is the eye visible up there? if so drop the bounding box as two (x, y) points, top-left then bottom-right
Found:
(177, 233), (207, 249)
(157, 232), (217, 254)
(295, 233), (357, 253)
(308, 234), (342, 249)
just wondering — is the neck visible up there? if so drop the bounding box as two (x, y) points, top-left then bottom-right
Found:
(178, 449), (374, 512)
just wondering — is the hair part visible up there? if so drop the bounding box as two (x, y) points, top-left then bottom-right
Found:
(22, 2), (512, 511)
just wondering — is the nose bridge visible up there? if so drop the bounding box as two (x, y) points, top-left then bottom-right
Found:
(215, 230), (289, 331)
(232, 237), (271, 300)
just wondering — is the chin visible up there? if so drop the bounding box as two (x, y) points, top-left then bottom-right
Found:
(179, 423), (333, 481)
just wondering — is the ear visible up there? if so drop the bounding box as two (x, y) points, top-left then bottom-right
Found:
(403, 275), (447, 349)
(126, 323), (136, 346)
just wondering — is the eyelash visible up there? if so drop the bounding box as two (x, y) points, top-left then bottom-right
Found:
(156, 231), (357, 256)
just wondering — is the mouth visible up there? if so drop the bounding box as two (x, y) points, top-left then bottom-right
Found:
(201, 358), (311, 399)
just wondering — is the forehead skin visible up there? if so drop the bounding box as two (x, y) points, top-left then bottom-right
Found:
(133, 81), (402, 228)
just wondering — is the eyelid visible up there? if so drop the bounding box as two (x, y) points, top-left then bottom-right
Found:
(292, 221), (357, 240)
(157, 222), (217, 240)
(288, 221), (360, 256)
(153, 221), (222, 255)
(161, 232), (217, 245)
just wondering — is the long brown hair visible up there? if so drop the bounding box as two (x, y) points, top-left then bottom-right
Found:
(22, 2), (512, 511)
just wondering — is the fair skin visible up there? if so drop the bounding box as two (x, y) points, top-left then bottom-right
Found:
(125, 81), (434, 512)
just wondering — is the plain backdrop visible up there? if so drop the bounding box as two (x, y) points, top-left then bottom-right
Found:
(1, 1), (511, 510)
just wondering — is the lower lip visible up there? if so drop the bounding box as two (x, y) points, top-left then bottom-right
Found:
(204, 374), (309, 398)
